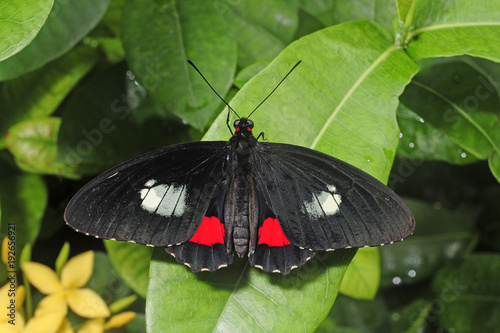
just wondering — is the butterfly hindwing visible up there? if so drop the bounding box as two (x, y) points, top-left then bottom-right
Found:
(254, 142), (415, 252)
(165, 197), (233, 272)
(64, 141), (230, 248)
(248, 199), (316, 274)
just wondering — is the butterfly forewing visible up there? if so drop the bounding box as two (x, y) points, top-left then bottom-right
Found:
(65, 141), (230, 247)
(255, 142), (415, 252)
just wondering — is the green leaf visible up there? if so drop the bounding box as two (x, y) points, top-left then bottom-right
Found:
(340, 248), (380, 300)
(396, 0), (416, 24)
(490, 150), (500, 183)
(294, 7), (325, 40)
(220, 0), (299, 67)
(147, 249), (356, 332)
(109, 294), (137, 314)
(379, 198), (477, 288)
(0, 46), (98, 147)
(397, 104), (479, 164)
(234, 62), (269, 89)
(405, 0), (500, 61)
(122, 0), (237, 130)
(104, 240), (152, 299)
(399, 57), (500, 161)
(433, 253), (500, 333)
(0, 174), (47, 253)
(6, 117), (81, 178)
(300, 0), (397, 33)
(55, 241), (70, 276)
(0, 0), (53, 61)
(205, 21), (419, 183)
(0, 0), (109, 80)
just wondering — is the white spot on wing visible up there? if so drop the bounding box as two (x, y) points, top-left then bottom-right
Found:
(302, 185), (342, 218)
(145, 179), (157, 187)
(139, 181), (187, 217)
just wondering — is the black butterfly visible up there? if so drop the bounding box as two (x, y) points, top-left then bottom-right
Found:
(65, 61), (415, 275)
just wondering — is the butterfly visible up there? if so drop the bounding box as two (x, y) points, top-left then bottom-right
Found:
(64, 60), (415, 275)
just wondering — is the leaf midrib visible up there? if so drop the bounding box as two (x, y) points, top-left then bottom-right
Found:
(406, 21), (500, 42)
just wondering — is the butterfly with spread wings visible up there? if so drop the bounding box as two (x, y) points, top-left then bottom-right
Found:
(65, 61), (415, 275)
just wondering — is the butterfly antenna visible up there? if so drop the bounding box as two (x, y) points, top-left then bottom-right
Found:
(247, 60), (301, 119)
(187, 60), (240, 132)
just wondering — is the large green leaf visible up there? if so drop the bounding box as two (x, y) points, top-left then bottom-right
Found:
(148, 21), (418, 332)
(379, 199), (477, 288)
(147, 249), (356, 332)
(404, 0), (500, 61)
(0, 46), (98, 147)
(0, 0), (53, 61)
(0, 0), (109, 80)
(220, 0), (299, 67)
(399, 57), (500, 163)
(104, 240), (152, 299)
(122, 0), (237, 130)
(433, 254), (500, 332)
(0, 174), (47, 253)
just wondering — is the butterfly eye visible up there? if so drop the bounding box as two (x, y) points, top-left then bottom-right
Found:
(247, 119), (254, 128)
(234, 119), (240, 128)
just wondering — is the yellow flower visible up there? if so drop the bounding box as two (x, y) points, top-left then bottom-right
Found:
(0, 283), (26, 332)
(78, 311), (136, 333)
(22, 251), (110, 320)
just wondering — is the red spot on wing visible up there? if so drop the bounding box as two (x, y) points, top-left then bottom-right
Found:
(189, 216), (225, 246)
(258, 218), (291, 247)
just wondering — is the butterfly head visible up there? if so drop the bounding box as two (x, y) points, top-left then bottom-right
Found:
(233, 118), (254, 138)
